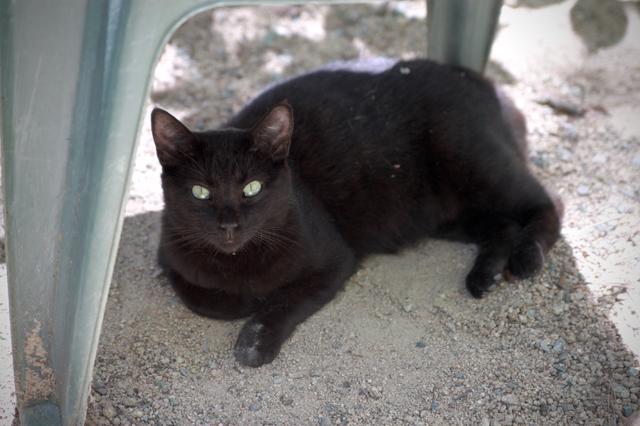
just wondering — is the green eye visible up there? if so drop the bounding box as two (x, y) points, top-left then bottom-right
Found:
(243, 180), (262, 198)
(191, 185), (210, 200)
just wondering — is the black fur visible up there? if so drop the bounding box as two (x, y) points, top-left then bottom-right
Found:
(152, 59), (561, 367)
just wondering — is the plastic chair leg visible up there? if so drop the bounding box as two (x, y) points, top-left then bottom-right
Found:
(427, 0), (503, 72)
(0, 0), (161, 423)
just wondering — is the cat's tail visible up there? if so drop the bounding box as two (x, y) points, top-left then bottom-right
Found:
(496, 86), (565, 223)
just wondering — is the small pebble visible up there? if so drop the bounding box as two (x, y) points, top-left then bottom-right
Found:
(539, 339), (551, 352)
(628, 367), (639, 377)
(280, 394), (294, 406)
(557, 147), (572, 161)
(94, 382), (108, 396)
(592, 153), (607, 164)
(623, 405), (634, 417)
(501, 394), (520, 405)
(531, 153), (547, 168)
(553, 338), (566, 353)
(102, 401), (116, 420)
(415, 340), (426, 348)
(576, 185), (590, 196)
(431, 401), (439, 412)
(123, 398), (138, 408)
(248, 403), (261, 412)
(399, 67), (411, 75)
(319, 416), (331, 426)
(613, 383), (630, 399)
(560, 122), (579, 141)
(539, 404), (550, 416)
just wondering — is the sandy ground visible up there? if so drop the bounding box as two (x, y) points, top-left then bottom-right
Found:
(1, 0), (640, 424)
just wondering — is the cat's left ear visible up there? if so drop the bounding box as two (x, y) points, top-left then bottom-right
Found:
(151, 108), (196, 167)
(251, 103), (293, 162)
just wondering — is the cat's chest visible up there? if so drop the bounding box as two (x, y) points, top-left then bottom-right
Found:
(188, 249), (301, 295)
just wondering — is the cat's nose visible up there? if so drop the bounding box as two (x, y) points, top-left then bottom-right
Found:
(220, 222), (239, 241)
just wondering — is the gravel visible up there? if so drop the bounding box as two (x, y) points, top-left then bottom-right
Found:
(81, 1), (639, 425)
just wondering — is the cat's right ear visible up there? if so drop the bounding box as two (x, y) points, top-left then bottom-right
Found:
(151, 108), (195, 167)
(251, 103), (293, 162)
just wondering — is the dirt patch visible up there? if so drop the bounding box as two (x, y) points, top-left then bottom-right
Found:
(86, 2), (640, 424)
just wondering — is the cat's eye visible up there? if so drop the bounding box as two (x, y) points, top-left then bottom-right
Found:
(243, 180), (262, 198)
(192, 185), (210, 200)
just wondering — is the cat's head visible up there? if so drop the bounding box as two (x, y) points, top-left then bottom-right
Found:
(151, 104), (294, 255)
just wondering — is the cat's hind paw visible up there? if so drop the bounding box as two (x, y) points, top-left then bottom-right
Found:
(234, 320), (281, 367)
(508, 239), (544, 279)
(465, 271), (494, 299)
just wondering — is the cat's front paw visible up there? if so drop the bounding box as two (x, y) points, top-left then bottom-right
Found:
(234, 319), (282, 367)
(508, 239), (544, 279)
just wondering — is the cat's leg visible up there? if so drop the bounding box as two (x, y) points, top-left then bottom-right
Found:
(167, 269), (257, 320)
(508, 202), (561, 279)
(465, 218), (520, 298)
(233, 250), (356, 367)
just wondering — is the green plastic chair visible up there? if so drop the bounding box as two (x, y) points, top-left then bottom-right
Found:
(0, 0), (501, 424)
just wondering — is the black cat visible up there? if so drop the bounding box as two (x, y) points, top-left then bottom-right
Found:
(151, 58), (561, 367)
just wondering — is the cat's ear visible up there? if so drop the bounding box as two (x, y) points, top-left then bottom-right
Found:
(151, 108), (195, 167)
(251, 103), (293, 162)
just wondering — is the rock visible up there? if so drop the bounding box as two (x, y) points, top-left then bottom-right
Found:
(403, 303), (413, 313)
(415, 340), (426, 348)
(623, 405), (634, 417)
(613, 383), (630, 399)
(94, 382), (108, 396)
(132, 409), (143, 418)
(552, 303), (566, 315)
(592, 153), (607, 164)
(539, 404), (549, 416)
(360, 386), (382, 400)
(539, 339), (551, 352)
(553, 363), (567, 374)
(102, 401), (116, 420)
(552, 338), (566, 353)
(430, 401), (439, 412)
(248, 403), (261, 412)
(560, 123), (579, 141)
(123, 398), (138, 408)
(280, 394), (294, 406)
(501, 394), (520, 405)
(531, 152), (547, 168)
(310, 368), (321, 377)
(319, 416), (331, 426)
(557, 147), (572, 161)
(628, 367), (639, 377)
(576, 185), (590, 196)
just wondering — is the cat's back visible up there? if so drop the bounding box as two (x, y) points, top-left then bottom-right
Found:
(228, 59), (524, 254)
